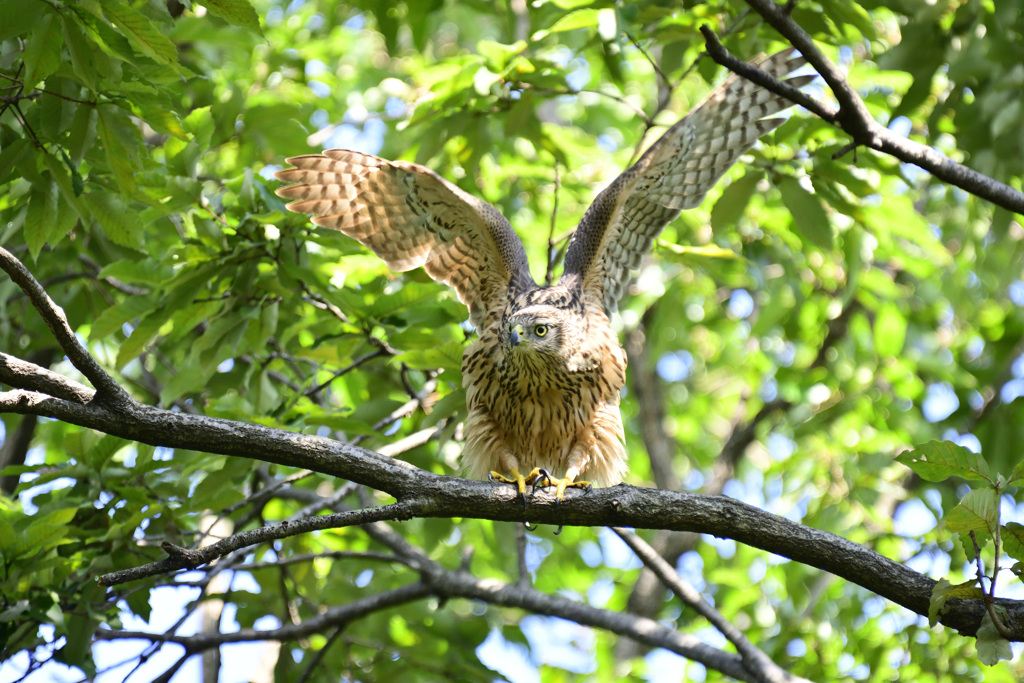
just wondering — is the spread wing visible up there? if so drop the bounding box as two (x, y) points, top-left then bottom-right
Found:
(275, 150), (534, 328)
(561, 50), (813, 313)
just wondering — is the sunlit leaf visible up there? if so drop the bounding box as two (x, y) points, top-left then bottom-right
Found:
(945, 489), (999, 535)
(896, 441), (992, 484)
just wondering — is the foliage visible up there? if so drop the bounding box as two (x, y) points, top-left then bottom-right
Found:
(1, 0), (1023, 681)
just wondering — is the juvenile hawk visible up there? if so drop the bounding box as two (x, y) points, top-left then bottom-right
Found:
(275, 51), (808, 504)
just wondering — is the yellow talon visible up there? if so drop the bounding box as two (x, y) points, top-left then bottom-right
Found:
(489, 467), (546, 506)
(534, 468), (592, 509)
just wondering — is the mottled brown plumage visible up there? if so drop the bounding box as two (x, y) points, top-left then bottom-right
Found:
(275, 51), (809, 502)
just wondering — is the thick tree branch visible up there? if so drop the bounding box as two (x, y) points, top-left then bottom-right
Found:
(2, 250), (1019, 643)
(1, 379), (1020, 640)
(0, 351), (95, 404)
(700, 13), (1024, 215)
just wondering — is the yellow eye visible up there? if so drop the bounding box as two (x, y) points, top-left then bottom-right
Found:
(534, 324), (548, 337)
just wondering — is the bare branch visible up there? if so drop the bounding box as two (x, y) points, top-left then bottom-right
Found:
(97, 501), (423, 586)
(699, 11), (1024, 214)
(93, 583), (433, 651)
(0, 350), (95, 405)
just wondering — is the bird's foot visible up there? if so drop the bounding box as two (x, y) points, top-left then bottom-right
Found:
(533, 468), (592, 510)
(489, 467), (545, 507)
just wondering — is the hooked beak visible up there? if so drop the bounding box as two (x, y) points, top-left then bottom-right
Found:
(509, 323), (524, 347)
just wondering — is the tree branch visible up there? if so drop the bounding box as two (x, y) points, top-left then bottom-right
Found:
(93, 582), (434, 650)
(699, 13), (1024, 215)
(360, 518), (775, 682)
(2, 378), (1019, 639)
(0, 247), (136, 407)
(0, 351), (95, 404)
(96, 502), (423, 586)
(2, 248), (1020, 643)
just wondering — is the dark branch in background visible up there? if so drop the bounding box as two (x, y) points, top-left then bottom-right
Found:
(0, 348), (55, 494)
(623, 316), (679, 491)
(94, 583), (434, 651)
(613, 528), (792, 683)
(618, 295), (871, 659)
(700, 6), (1024, 215)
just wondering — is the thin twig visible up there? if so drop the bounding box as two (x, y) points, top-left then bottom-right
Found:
(97, 501), (424, 586)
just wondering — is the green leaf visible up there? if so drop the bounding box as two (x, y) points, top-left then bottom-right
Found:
(394, 341), (464, 373)
(12, 508), (78, 558)
(115, 307), (172, 369)
(61, 13), (99, 91)
(710, 171), (762, 233)
(99, 0), (181, 74)
(91, 294), (157, 340)
(21, 10), (62, 90)
(945, 488), (999, 535)
(976, 609), (1013, 665)
(97, 108), (139, 195)
(82, 192), (146, 250)
(532, 9), (601, 40)
(0, 137), (32, 183)
(68, 105), (99, 164)
(23, 176), (61, 259)
(873, 303), (907, 356)
(0, 0), (41, 40)
(927, 578), (984, 627)
(655, 241), (741, 261)
(477, 39), (526, 71)
(896, 441), (992, 483)
(0, 517), (15, 555)
(777, 177), (833, 250)
(201, 0), (264, 35)
(1009, 459), (1024, 484)
(41, 151), (87, 220)
(1002, 523), (1024, 563)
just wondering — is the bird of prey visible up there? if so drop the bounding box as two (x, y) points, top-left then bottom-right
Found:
(275, 51), (809, 504)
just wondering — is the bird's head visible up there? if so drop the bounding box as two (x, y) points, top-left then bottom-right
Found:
(500, 285), (588, 373)
(501, 308), (565, 357)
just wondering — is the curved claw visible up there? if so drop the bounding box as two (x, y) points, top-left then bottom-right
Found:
(490, 468), (546, 507)
(532, 468), (552, 494)
(531, 473), (593, 511)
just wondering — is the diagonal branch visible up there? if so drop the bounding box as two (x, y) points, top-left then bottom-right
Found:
(360, 519), (788, 683)
(0, 351), (95, 404)
(699, 11), (1024, 215)
(0, 246), (136, 407)
(613, 528), (791, 683)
